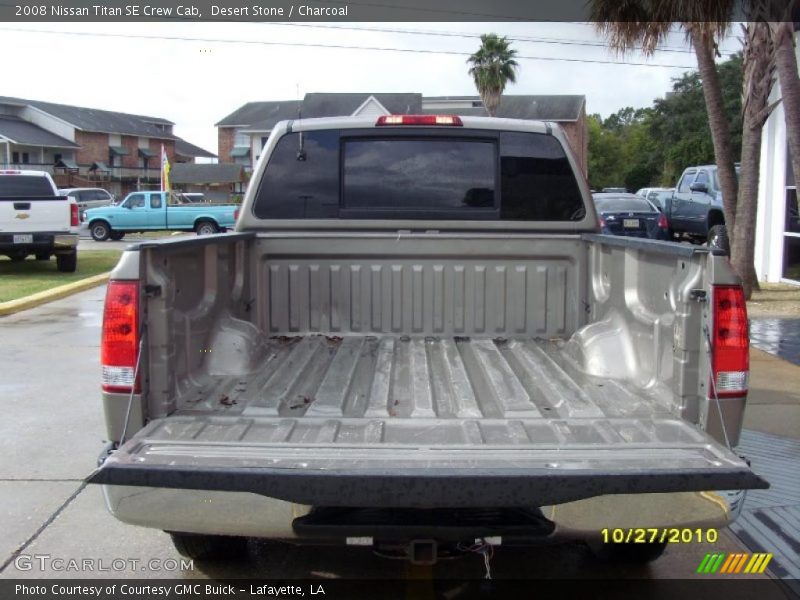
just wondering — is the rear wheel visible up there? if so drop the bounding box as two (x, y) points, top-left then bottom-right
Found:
(56, 251), (77, 273)
(589, 541), (667, 564)
(109, 231), (125, 241)
(195, 221), (217, 236)
(707, 224), (730, 255)
(168, 532), (248, 562)
(90, 221), (111, 242)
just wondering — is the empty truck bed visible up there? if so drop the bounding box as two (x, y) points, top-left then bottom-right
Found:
(93, 334), (765, 507)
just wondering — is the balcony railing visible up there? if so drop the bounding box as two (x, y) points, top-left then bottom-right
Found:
(0, 163), (160, 181)
(1, 163), (55, 174)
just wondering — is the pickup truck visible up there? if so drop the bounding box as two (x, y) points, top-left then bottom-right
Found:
(89, 115), (766, 566)
(83, 190), (238, 241)
(0, 170), (79, 271)
(667, 165), (737, 253)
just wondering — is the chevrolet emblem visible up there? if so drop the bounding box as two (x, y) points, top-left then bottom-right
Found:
(15, 213), (30, 220)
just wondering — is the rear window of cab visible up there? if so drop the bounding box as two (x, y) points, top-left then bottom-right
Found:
(253, 129), (586, 222)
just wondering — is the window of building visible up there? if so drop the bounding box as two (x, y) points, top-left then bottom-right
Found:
(21, 152), (29, 164)
(784, 143), (799, 282)
(234, 130), (250, 147)
(12, 152), (19, 163)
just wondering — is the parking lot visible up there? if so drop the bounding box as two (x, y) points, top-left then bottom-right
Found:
(0, 286), (797, 590)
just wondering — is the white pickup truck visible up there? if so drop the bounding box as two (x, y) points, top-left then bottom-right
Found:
(89, 115), (766, 565)
(0, 170), (79, 271)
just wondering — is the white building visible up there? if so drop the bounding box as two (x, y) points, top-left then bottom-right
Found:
(755, 29), (800, 284)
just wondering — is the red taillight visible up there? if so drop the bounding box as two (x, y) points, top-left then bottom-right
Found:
(376, 115), (463, 127)
(70, 202), (79, 227)
(657, 213), (669, 229)
(710, 285), (749, 398)
(234, 208), (240, 221)
(598, 216), (606, 227)
(101, 281), (140, 393)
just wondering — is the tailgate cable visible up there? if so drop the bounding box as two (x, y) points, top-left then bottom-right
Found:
(119, 329), (146, 447)
(702, 325), (732, 450)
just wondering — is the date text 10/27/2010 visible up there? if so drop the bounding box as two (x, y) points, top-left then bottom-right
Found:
(601, 528), (719, 544)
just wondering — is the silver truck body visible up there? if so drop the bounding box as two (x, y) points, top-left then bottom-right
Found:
(91, 117), (765, 547)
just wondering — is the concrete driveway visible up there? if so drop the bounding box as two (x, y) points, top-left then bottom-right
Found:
(0, 287), (787, 589)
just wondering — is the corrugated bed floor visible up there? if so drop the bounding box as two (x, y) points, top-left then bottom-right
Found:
(176, 335), (671, 421)
(731, 429), (800, 593)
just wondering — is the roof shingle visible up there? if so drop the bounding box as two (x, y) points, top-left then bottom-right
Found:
(0, 96), (176, 138)
(0, 115), (79, 148)
(175, 137), (216, 159)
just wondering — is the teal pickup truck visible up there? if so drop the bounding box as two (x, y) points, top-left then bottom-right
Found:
(83, 191), (239, 241)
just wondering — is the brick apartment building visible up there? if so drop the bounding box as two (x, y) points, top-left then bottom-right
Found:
(0, 96), (215, 197)
(216, 93), (588, 178)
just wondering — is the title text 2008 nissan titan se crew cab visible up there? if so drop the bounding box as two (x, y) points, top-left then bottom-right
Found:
(88, 115), (767, 565)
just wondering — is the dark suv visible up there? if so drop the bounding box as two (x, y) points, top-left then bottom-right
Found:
(668, 165), (737, 252)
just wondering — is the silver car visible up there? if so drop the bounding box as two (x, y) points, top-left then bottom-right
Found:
(58, 187), (115, 219)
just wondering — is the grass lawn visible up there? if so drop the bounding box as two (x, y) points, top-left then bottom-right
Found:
(0, 250), (122, 303)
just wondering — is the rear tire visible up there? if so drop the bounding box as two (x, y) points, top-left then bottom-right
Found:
(707, 224), (730, 255)
(195, 221), (218, 236)
(168, 532), (248, 562)
(56, 251), (77, 273)
(589, 541), (667, 564)
(90, 221), (111, 242)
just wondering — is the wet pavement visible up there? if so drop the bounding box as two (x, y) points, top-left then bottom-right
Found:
(750, 319), (800, 366)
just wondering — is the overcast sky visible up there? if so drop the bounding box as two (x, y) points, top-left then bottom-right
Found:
(0, 22), (742, 155)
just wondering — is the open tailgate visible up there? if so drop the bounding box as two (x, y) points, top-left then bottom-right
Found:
(88, 415), (767, 508)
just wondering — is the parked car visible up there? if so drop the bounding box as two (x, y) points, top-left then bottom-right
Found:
(601, 187), (627, 193)
(0, 170), (79, 271)
(83, 190), (239, 241)
(593, 192), (670, 240)
(90, 115), (765, 566)
(637, 187), (674, 212)
(668, 165), (738, 253)
(58, 187), (115, 219)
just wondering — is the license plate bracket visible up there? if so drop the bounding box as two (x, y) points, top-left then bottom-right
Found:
(623, 219), (639, 228)
(13, 234), (33, 244)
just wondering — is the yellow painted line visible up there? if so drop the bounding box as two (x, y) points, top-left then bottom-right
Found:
(0, 272), (110, 316)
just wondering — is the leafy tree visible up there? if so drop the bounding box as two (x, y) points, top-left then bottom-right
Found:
(587, 54), (744, 195)
(467, 34), (519, 117)
(650, 54), (743, 184)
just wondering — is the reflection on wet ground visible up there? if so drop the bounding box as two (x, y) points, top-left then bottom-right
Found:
(750, 318), (800, 366)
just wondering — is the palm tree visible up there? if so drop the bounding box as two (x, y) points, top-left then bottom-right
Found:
(591, 10), (740, 241)
(732, 21), (776, 296)
(467, 34), (519, 117)
(771, 20), (800, 191)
